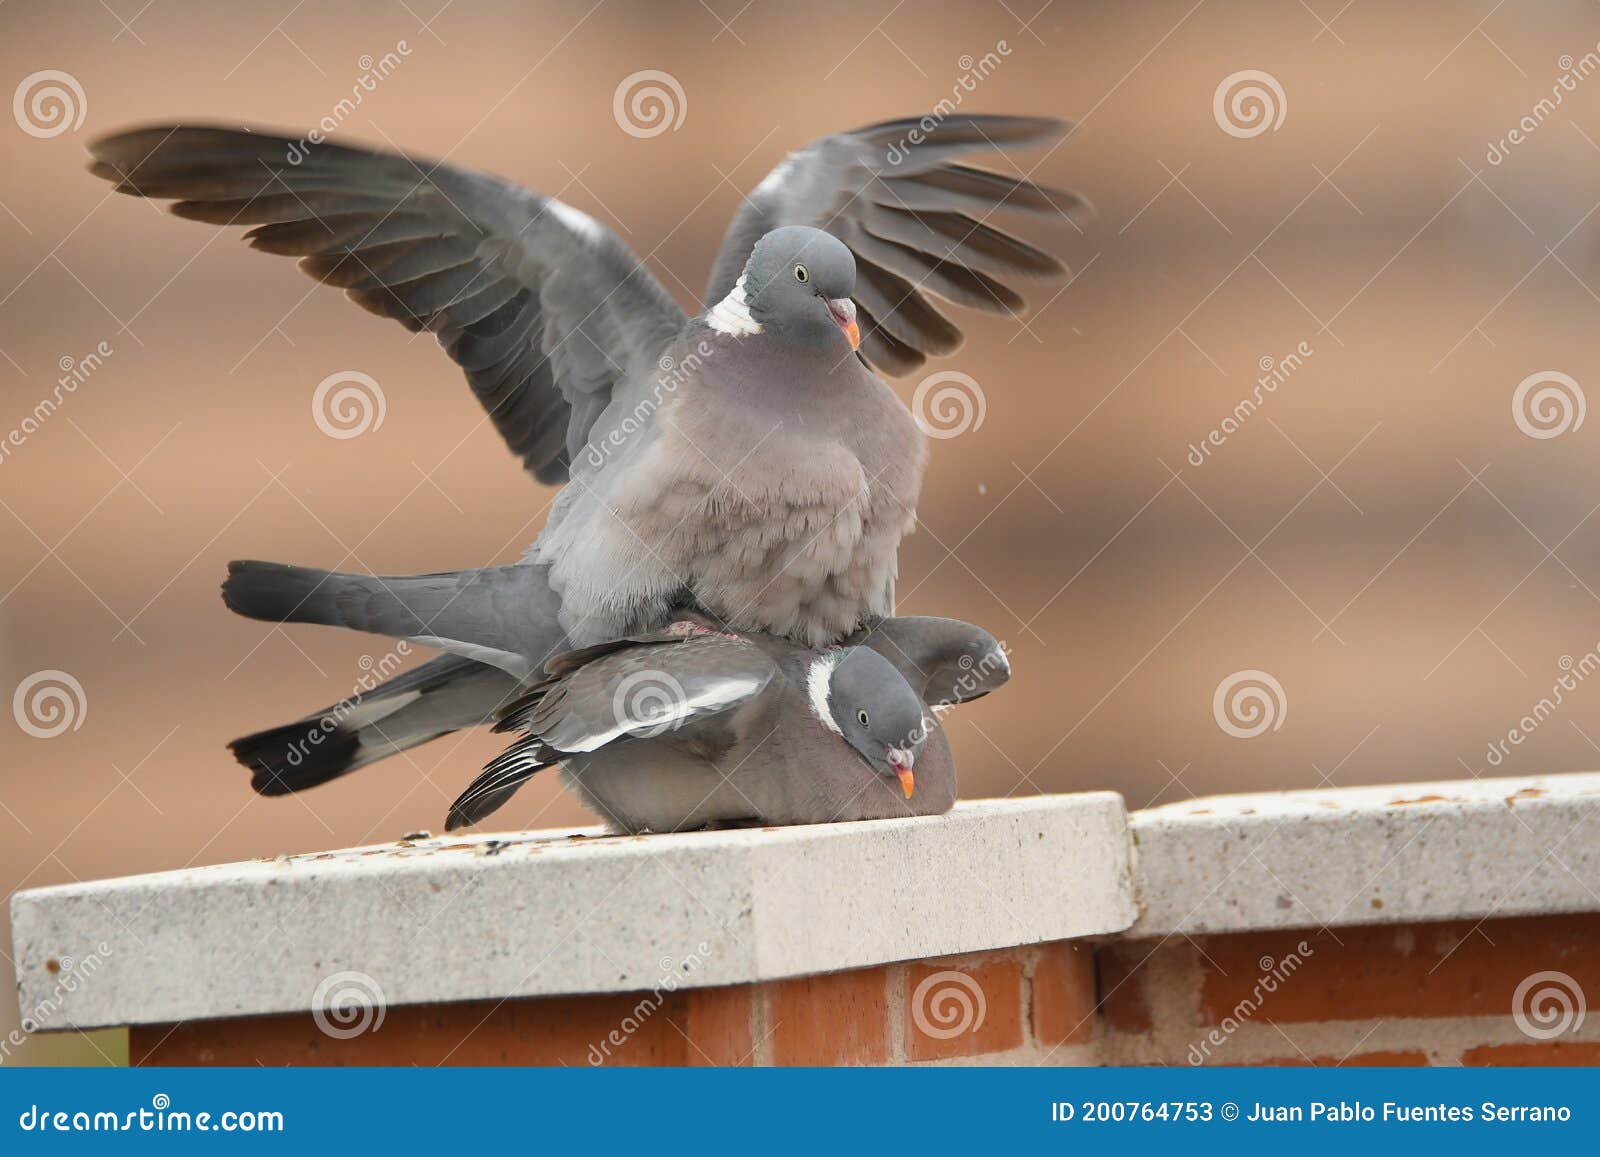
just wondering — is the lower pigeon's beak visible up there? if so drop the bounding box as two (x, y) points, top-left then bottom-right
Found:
(887, 747), (916, 798)
(827, 297), (860, 351)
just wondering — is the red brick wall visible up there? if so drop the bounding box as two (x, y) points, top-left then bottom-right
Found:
(132, 915), (1599, 1066)
(132, 941), (1101, 1066)
(1098, 914), (1600, 1066)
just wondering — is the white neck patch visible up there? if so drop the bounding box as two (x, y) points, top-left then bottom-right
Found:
(806, 652), (843, 735)
(706, 273), (763, 337)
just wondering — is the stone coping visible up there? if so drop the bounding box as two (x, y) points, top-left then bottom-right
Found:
(10, 795), (1135, 1030)
(1129, 771), (1600, 936)
(11, 773), (1599, 1030)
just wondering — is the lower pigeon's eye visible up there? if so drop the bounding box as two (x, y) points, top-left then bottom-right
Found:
(856, 709), (869, 727)
(794, 264), (809, 282)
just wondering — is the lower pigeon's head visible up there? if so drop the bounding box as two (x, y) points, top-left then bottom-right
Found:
(709, 225), (859, 352)
(807, 646), (928, 798)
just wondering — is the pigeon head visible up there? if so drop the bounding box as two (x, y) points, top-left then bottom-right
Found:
(809, 646), (928, 798)
(710, 226), (860, 352)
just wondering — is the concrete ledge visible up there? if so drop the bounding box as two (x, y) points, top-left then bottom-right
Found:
(10, 795), (1136, 1031)
(13, 773), (1600, 1038)
(1130, 771), (1600, 936)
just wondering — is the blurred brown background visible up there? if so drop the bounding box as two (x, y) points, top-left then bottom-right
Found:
(5, 0), (1600, 1063)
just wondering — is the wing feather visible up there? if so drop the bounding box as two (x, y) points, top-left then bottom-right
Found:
(494, 634), (777, 754)
(89, 124), (687, 484)
(705, 115), (1088, 376)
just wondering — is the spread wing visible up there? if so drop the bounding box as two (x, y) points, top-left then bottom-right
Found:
(446, 633), (775, 831)
(494, 633), (776, 753)
(89, 125), (687, 484)
(705, 115), (1088, 376)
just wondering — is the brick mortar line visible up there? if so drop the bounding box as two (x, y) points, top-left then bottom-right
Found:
(884, 963), (908, 1065)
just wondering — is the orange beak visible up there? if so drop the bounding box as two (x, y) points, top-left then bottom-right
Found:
(827, 297), (860, 351)
(887, 747), (916, 798)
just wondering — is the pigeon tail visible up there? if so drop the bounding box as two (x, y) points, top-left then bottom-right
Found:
(228, 654), (522, 793)
(222, 560), (343, 625)
(229, 718), (367, 795)
(221, 559), (569, 678)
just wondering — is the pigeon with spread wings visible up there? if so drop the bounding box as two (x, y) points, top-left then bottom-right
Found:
(87, 116), (1079, 790)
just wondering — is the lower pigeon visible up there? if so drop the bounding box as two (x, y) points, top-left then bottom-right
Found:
(446, 615), (1010, 833)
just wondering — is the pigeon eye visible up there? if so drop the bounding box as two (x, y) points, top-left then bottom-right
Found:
(856, 709), (870, 727)
(794, 264), (809, 283)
